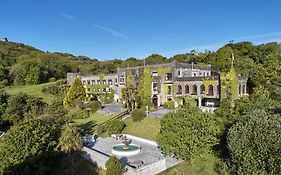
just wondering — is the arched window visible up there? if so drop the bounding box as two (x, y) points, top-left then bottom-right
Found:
(185, 85), (189, 94)
(167, 86), (171, 95)
(177, 85), (182, 94)
(208, 85), (214, 96)
(200, 85), (205, 94)
(242, 85), (246, 94)
(192, 85), (197, 95)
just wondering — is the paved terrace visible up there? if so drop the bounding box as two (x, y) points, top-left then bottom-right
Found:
(84, 134), (182, 174)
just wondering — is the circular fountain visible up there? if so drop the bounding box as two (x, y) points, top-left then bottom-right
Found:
(112, 136), (141, 156)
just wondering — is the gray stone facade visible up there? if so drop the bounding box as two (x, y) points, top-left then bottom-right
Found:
(67, 61), (248, 112)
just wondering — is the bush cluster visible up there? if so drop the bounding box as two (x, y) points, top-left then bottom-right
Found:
(42, 79), (68, 97)
(131, 109), (146, 122)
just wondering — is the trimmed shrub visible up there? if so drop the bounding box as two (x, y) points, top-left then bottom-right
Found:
(131, 109), (146, 122)
(106, 156), (124, 175)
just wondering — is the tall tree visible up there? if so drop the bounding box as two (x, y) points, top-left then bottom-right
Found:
(58, 124), (81, 154)
(63, 78), (86, 106)
(157, 104), (220, 160)
(227, 110), (281, 174)
(105, 156), (124, 175)
(0, 119), (60, 175)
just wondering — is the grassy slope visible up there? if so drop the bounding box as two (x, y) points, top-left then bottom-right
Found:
(5, 82), (56, 103)
(122, 116), (161, 141)
(73, 112), (113, 135)
(158, 153), (219, 175)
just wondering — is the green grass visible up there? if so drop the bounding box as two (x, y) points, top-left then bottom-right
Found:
(122, 116), (161, 141)
(74, 112), (112, 126)
(5, 82), (56, 103)
(158, 153), (219, 175)
(73, 112), (113, 135)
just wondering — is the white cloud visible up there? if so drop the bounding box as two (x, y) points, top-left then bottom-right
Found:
(60, 14), (76, 20)
(93, 24), (127, 39)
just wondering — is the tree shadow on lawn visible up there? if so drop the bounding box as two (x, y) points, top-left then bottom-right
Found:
(77, 121), (98, 136)
(2, 151), (99, 175)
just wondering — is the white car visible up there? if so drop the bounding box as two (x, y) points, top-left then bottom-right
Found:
(0, 131), (5, 137)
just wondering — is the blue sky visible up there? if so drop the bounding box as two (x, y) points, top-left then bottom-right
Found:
(1, 0), (281, 60)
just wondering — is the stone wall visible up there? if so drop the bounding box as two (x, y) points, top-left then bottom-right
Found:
(81, 147), (109, 169)
(125, 159), (166, 175)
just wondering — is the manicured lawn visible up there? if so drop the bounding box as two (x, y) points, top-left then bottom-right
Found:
(74, 112), (112, 126)
(158, 153), (219, 175)
(73, 112), (113, 135)
(122, 116), (161, 141)
(5, 82), (56, 103)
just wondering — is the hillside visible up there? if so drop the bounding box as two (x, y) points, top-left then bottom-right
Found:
(0, 40), (280, 101)
(4, 82), (56, 103)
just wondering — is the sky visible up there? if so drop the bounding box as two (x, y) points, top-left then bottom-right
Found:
(1, 0), (281, 60)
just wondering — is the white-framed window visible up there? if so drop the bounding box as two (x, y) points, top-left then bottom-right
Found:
(153, 82), (158, 92)
(152, 71), (158, 77)
(165, 73), (172, 81)
(120, 75), (125, 83)
(108, 79), (112, 85)
(177, 70), (181, 77)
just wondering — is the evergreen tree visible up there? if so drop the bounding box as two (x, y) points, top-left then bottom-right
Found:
(64, 78), (86, 106)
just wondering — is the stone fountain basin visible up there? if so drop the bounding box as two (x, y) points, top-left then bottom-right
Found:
(112, 144), (141, 156)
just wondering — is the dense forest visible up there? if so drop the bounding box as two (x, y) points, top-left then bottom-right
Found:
(0, 40), (280, 175)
